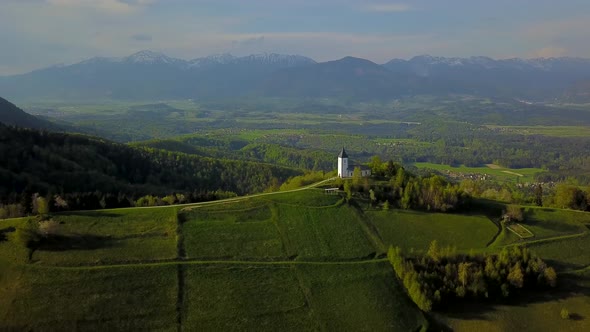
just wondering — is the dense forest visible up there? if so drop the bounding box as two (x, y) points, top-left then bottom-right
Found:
(0, 124), (300, 216)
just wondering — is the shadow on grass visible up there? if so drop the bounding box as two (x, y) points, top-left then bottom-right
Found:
(35, 234), (114, 251)
(435, 274), (590, 323)
(0, 226), (16, 242)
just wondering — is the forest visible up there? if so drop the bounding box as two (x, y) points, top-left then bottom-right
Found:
(0, 124), (300, 217)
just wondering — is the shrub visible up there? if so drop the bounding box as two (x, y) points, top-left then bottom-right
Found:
(561, 308), (570, 320)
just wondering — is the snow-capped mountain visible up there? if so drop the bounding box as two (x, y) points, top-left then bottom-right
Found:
(1, 51), (590, 101)
(122, 50), (185, 65)
(188, 53), (315, 69)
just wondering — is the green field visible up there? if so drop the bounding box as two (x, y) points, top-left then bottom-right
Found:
(413, 162), (542, 183)
(368, 209), (499, 252)
(0, 264), (178, 331)
(2, 189), (590, 330)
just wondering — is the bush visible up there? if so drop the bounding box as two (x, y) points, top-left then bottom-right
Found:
(561, 308), (570, 320)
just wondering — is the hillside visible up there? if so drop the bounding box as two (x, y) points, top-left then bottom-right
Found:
(1, 188), (589, 330)
(0, 123), (300, 210)
(0, 190), (429, 331)
(0, 97), (56, 129)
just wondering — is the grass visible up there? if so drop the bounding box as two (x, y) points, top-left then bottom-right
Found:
(274, 204), (377, 260)
(0, 264), (178, 331)
(2, 188), (590, 331)
(492, 207), (590, 247)
(183, 264), (318, 331)
(367, 209), (498, 253)
(183, 262), (428, 331)
(181, 205), (285, 260)
(31, 208), (178, 266)
(261, 188), (342, 207)
(525, 234), (590, 271)
(413, 162), (542, 183)
(295, 262), (428, 331)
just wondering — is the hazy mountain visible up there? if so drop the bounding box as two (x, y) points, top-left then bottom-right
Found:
(563, 79), (590, 102)
(383, 55), (590, 98)
(1, 50), (590, 101)
(0, 51), (315, 101)
(262, 56), (411, 99)
(0, 96), (57, 129)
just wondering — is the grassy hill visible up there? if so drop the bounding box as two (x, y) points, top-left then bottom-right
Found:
(1, 188), (590, 330)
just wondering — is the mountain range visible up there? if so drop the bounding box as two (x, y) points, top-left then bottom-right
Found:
(1, 50), (590, 101)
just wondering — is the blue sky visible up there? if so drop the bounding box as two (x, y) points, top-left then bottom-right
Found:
(0, 0), (589, 74)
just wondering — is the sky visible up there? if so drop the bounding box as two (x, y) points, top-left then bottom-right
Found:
(0, 0), (589, 75)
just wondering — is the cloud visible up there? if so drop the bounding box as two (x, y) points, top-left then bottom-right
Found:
(131, 33), (152, 42)
(534, 47), (567, 58)
(362, 3), (412, 12)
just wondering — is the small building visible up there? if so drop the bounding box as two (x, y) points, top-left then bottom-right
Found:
(337, 148), (371, 178)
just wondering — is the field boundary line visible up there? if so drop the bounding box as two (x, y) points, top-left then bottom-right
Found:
(25, 257), (389, 270)
(502, 231), (588, 248)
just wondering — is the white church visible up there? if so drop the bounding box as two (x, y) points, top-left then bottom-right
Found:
(337, 148), (372, 178)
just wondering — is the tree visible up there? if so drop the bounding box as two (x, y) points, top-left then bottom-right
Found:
(36, 196), (49, 215)
(369, 155), (383, 175)
(504, 205), (523, 222)
(383, 200), (390, 210)
(401, 182), (413, 209)
(458, 262), (471, 287)
(507, 263), (524, 288)
(427, 240), (440, 263)
(352, 167), (362, 187)
(544, 267), (557, 287)
(343, 181), (353, 202)
(534, 185), (543, 206)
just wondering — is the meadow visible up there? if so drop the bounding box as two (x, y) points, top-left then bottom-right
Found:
(1, 188), (590, 331)
(367, 209), (499, 252)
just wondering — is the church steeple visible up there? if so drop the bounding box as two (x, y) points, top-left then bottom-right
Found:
(337, 148), (349, 178)
(338, 147), (348, 158)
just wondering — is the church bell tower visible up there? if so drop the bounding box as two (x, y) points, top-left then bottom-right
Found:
(338, 148), (349, 178)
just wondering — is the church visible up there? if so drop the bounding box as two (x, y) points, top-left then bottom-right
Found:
(337, 148), (371, 178)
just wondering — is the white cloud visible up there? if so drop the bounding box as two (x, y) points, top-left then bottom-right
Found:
(362, 3), (412, 12)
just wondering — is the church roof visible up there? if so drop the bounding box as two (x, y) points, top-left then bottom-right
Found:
(338, 148), (348, 158)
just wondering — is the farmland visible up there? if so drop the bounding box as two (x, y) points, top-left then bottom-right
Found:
(1, 187), (590, 330)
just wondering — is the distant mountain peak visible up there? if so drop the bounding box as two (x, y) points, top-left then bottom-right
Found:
(123, 50), (182, 65)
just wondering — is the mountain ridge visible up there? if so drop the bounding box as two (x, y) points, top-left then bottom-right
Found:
(2, 50), (590, 101)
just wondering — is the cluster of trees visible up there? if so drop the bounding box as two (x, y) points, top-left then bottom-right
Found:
(460, 179), (590, 212)
(278, 171), (333, 191)
(340, 159), (468, 212)
(388, 242), (557, 312)
(0, 124), (301, 217)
